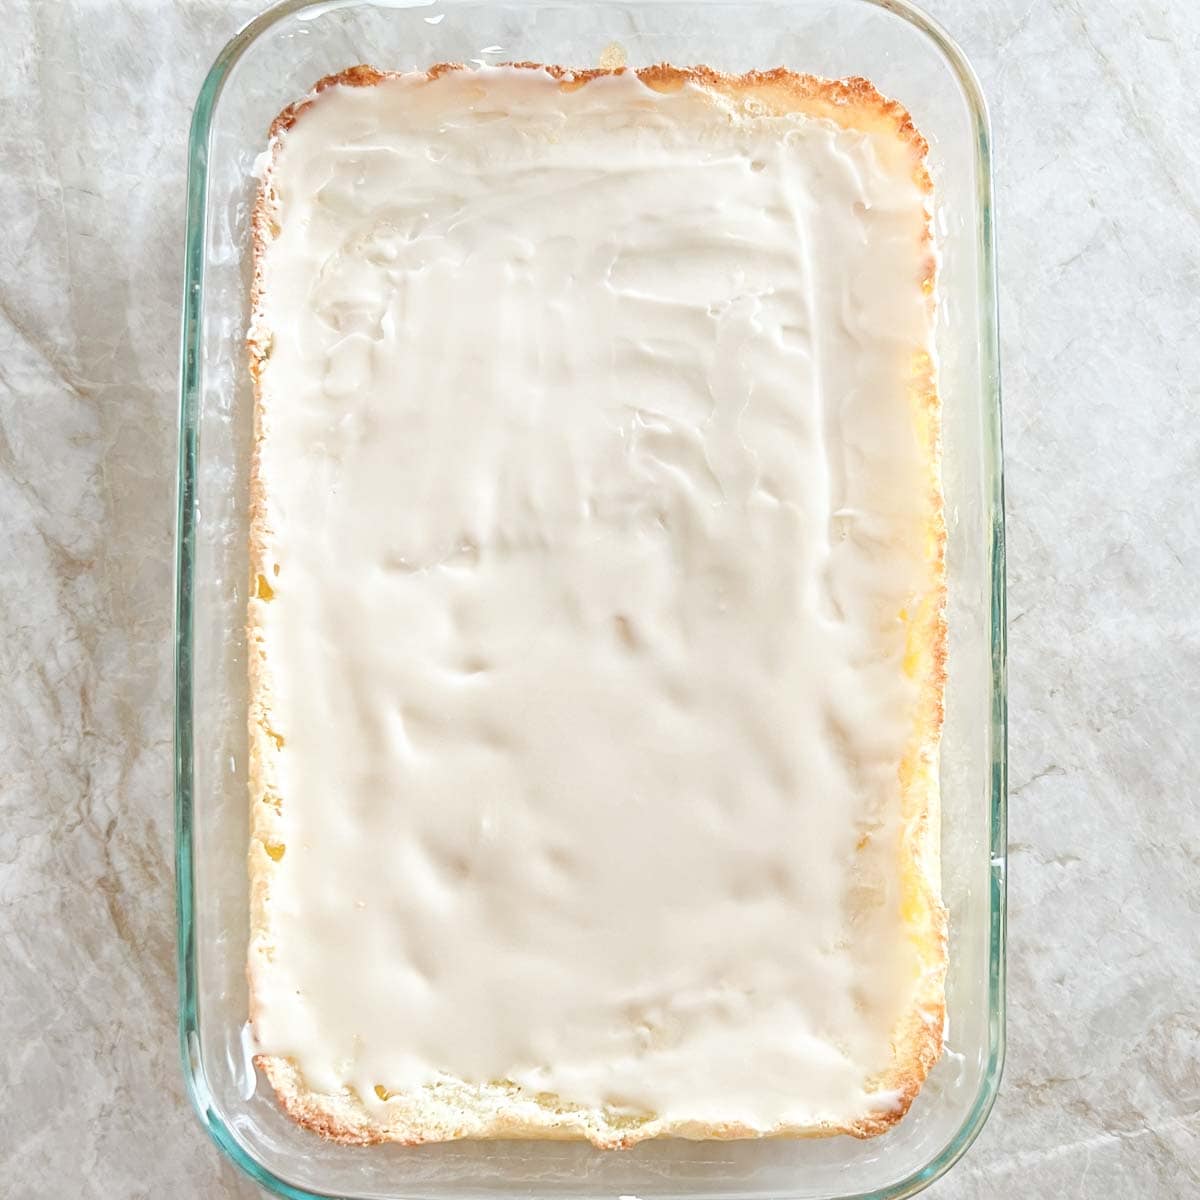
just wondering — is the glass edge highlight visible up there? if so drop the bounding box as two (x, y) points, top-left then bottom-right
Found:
(175, 7), (349, 1198)
(173, 2), (1007, 1198)
(849, 1), (1008, 1198)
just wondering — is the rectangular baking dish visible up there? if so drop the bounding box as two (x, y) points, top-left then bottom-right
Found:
(175, 1), (1005, 1196)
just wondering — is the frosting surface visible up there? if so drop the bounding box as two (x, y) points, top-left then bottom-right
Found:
(250, 67), (939, 1131)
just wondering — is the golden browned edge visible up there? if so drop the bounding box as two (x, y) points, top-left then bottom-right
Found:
(245, 61), (947, 1149)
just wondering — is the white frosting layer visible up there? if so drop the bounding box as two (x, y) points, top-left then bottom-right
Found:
(251, 67), (938, 1132)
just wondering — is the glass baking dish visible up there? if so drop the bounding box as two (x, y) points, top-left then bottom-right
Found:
(174, 0), (1005, 1196)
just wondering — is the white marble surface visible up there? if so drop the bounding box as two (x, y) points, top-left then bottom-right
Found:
(1, 0), (1198, 1197)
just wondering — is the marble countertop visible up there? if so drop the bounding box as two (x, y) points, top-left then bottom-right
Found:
(2, 0), (1197, 1196)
